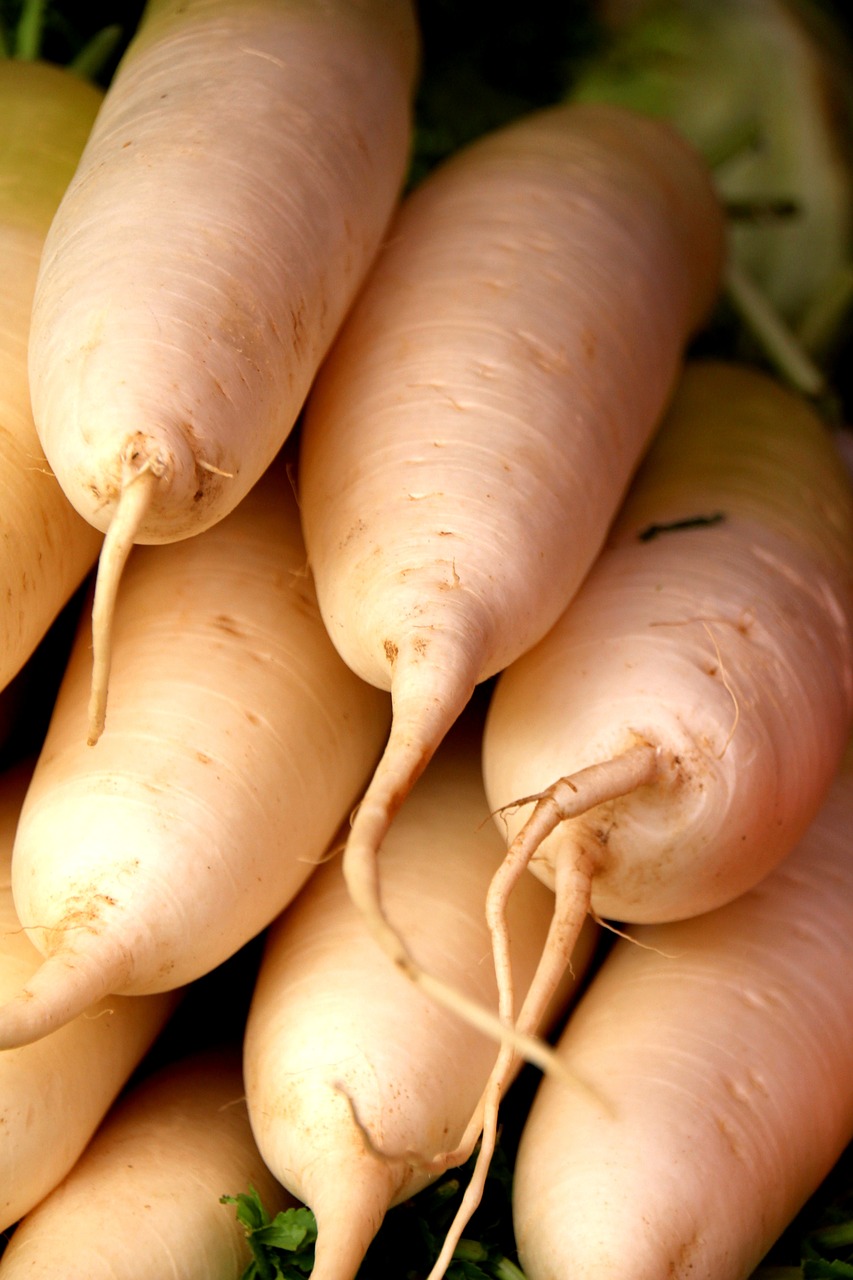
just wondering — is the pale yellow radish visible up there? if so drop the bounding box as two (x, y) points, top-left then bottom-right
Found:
(0, 1048), (296, 1279)
(0, 759), (178, 1234)
(0, 60), (103, 696)
(297, 99), (725, 1025)
(28, 0), (420, 743)
(243, 712), (599, 1280)
(512, 738), (853, 1280)
(0, 454), (390, 1050)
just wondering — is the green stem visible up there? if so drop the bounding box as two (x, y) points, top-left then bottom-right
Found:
(14, 0), (46, 60)
(724, 260), (828, 400)
(703, 114), (762, 171)
(810, 1219), (853, 1249)
(69, 23), (123, 80)
(796, 263), (853, 358)
(453, 1240), (489, 1263)
(491, 1257), (528, 1280)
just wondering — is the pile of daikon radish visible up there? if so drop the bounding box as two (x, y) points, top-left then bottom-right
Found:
(0, 0), (852, 1277)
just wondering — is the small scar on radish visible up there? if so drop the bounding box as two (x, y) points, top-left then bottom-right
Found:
(638, 512), (726, 541)
(332, 1083), (410, 1166)
(212, 614), (244, 637)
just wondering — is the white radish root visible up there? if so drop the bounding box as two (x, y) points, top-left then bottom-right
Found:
(243, 710), (600, 1280)
(0, 1048), (296, 1278)
(512, 739), (853, 1279)
(298, 99), (725, 1042)
(27, 0), (419, 743)
(479, 359), (853, 1138)
(0, 760), (178, 1233)
(0, 61), (104, 698)
(0, 455), (390, 1049)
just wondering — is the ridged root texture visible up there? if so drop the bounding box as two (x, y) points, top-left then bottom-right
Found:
(423, 741), (662, 1280)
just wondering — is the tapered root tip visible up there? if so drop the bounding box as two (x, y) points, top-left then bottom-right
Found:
(87, 463), (160, 746)
(0, 947), (123, 1050)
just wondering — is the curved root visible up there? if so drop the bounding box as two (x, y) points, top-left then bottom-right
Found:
(87, 452), (162, 745)
(423, 741), (663, 1280)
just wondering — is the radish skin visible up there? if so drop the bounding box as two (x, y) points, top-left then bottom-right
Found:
(0, 760), (178, 1234)
(243, 716), (599, 1280)
(512, 740), (853, 1280)
(0, 1048), (296, 1278)
(298, 99), (724, 1015)
(480, 359), (853, 1094)
(0, 456), (390, 1049)
(0, 60), (103, 696)
(28, 0), (419, 743)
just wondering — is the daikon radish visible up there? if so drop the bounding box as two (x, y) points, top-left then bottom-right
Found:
(0, 454), (390, 1050)
(0, 1048), (296, 1278)
(481, 358), (853, 1081)
(243, 712), (599, 1280)
(297, 99), (725, 1018)
(513, 738), (853, 1280)
(0, 759), (178, 1234)
(27, 0), (419, 743)
(0, 58), (103, 695)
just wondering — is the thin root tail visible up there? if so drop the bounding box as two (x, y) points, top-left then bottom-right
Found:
(87, 457), (161, 745)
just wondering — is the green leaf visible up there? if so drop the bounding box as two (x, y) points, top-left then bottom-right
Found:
(222, 1191), (318, 1280)
(447, 1260), (492, 1280)
(567, 0), (853, 382)
(803, 1261), (853, 1278)
(251, 1212), (318, 1254)
(812, 1223), (853, 1252)
(221, 1187), (271, 1234)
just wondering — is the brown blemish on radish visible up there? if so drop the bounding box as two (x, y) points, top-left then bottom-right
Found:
(338, 518), (366, 551)
(581, 325), (597, 361)
(212, 614), (244, 637)
(42, 894), (119, 951)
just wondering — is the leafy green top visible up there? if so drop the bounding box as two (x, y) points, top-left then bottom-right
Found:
(222, 1141), (526, 1280)
(220, 1189), (317, 1280)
